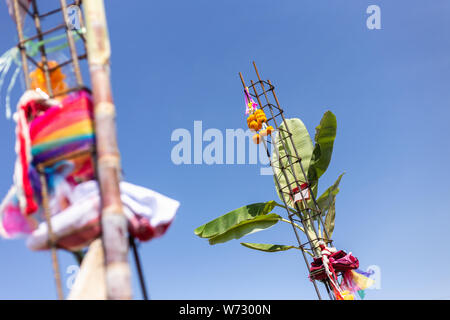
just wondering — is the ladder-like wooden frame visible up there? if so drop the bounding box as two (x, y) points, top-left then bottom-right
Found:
(11, 0), (146, 300)
(239, 62), (337, 300)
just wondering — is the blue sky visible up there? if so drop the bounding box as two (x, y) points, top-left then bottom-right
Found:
(0, 0), (449, 299)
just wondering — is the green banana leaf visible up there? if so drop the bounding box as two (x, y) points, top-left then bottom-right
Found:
(302, 173), (343, 250)
(272, 118), (313, 207)
(324, 200), (336, 241)
(316, 173), (344, 240)
(316, 173), (344, 214)
(240, 243), (297, 252)
(208, 214), (282, 245)
(308, 111), (337, 185)
(194, 201), (277, 239)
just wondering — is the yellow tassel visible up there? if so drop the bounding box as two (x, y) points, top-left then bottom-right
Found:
(252, 133), (260, 144)
(341, 290), (355, 300)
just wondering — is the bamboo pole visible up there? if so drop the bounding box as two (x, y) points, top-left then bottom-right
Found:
(12, 0), (30, 89)
(67, 239), (106, 300)
(37, 166), (64, 300)
(83, 0), (132, 300)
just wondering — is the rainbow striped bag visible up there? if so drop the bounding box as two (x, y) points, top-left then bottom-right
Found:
(1, 89), (95, 238)
(1, 89), (179, 250)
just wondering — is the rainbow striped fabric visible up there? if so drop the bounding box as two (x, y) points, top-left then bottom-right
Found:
(31, 90), (96, 186)
(1, 89), (96, 238)
(1, 89), (180, 251)
(30, 90), (95, 165)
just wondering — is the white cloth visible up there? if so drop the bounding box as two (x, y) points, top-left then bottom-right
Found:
(26, 180), (180, 251)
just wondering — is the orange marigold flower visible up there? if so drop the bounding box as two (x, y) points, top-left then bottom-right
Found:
(252, 133), (261, 144)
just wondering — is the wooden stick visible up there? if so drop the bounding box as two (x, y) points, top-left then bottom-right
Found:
(67, 239), (106, 300)
(38, 166), (64, 300)
(83, 0), (132, 300)
(12, 0), (30, 88)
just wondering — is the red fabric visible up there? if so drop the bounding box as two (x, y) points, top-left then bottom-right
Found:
(292, 183), (308, 194)
(17, 110), (38, 215)
(128, 215), (173, 242)
(54, 211), (173, 248)
(309, 250), (359, 281)
(17, 91), (94, 215)
(16, 98), (53, 215)
(334, 287), (343, 300)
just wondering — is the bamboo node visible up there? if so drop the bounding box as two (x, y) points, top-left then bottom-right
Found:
(102, 204), (123, 215)
(97, 154), (120, 168)
(95, 101), (116, 117)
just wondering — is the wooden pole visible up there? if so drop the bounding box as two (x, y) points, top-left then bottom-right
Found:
(37, 165), (64, 300)
(83, 0), (132, 299)
(67, 239), (107, 300)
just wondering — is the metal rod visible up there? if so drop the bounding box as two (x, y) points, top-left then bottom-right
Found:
(60, 0), (83, 86)
(30, 0), (53, 97)
(38, 1), (82, 19)
(38, 147), (94, 168)
(51, 84), (91, 98)
(239, 71), (322, 300)
(25, 54), (43, 69)
(48, 54), (87, 72)
(324, 281), (335, 300)
(239, 64), (343, 299)
(268, 122), (321, 258)
(262, 137), (322, 300)
(249, 77), (320, 255)
(252, 62), (323, 253)
(268, 79), (332, 245)
(130, 236), (149, 300)
(244, 70), (316, 263)
(39, 7), (63, 19)
(18, 23), (67, 46)
(17, 0), (33, 18)
(252, 66), (335, 291)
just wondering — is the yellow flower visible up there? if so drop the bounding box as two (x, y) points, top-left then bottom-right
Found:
(29, 60), (67, 96)
(252, 133), (260, 144)
(249, 120), (258, 131)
